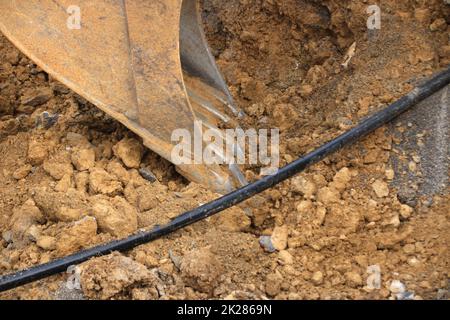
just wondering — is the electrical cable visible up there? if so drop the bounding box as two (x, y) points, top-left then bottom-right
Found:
(0, 66), (449, 293)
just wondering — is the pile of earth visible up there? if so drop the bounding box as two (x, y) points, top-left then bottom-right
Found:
(0, 0), (448, 300)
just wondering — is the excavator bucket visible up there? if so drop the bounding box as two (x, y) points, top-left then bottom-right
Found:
(0, 0), (247, 193)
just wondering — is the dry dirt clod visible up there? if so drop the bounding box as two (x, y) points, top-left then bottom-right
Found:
(429, 18), (447, 32)
(278, 250), (294, 265)
(66, 132), (91, 148)
(270, 225), (288, 251)
(12, 164), (32, 180)
(90, 195), (138, 237)
(113, 138), (144, 169)
(7, 199), (45, 247)
(345, 271), (363, 288)
(80, 253), (157, 300)
(330, 167), (352, 191)
(33, 187), (90, 222)
(209, 206), (251, 232)
(317, 187), (341, 204)
(311, 271), (324, 286)
(265, 272), (283, 297)
(43, 159), (73, 180)
(27, 140), (48, 166)
(399, 204), (414, 219)
(89, 167), (123, 196)
(71, 148), (96, 171)
(107, 161), (130, 185)
(36, 235), (57, 251)
(179, 247), (223, 294)
(56, 216), (98, 255)
(372, 180), (390, 198)
(20, 87), (53, 107)
(291, 175), (317, 198)
(0, 96), (13, 115)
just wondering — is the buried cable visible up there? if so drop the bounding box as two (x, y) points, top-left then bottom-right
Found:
(0, 66), (449, 293)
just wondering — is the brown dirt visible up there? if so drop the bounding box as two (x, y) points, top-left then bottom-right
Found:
(0, 0), (449, 300)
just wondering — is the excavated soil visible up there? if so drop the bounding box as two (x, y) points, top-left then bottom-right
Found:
(0, 0), (449, 300)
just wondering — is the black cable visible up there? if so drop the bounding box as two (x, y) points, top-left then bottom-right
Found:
(1, 66), (449, 293)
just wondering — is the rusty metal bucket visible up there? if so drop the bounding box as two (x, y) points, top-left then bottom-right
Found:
(0, 0), (247, 193)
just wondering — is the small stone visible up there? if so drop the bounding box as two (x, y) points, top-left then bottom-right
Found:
(265, 273), (283, 297)
(25, 225), (41, 242)
(21, 87), (53, 107)
(399, 204), (413, 219)
(389, 280), (406, 294)
(8, 199), (45, 247)
(13, 164), (32, 180)
(317, 187), (341, 204)
(397, 188), (417, 207)
(296, 200), (313, 215)
(372, 180), (389, 198)
(345, 271), (363, 288)
(2, 230), (12, 243)
(407, 257), (420, 267)
(330, 167), (352, 191)
(403, 244), (416, 255)
(106, 161), (130, 185)
(28, 140), (48, 166)
(278, 250), (294, 265)
(139, 167), (157, 183)
(291, 176), (317, 198)
(397, 292), (415, 300)
(311, 271), (323, 286)
(135, 251), (159, 269)
(385, 168), (395, 180)
(299, 84), (314, 97)
(74, 172), (90, 192)
(313, 205), (327, 226)
(113, 138), (144, 169)
(430, 18), (447, 32)
(408, 161), (417, 172)
(259, 236), (276, 253)
(35, 111), (59, 129)
(271, 225), (288, 251)
(71, 148), (96, 171)
(383, 213), (400, 228)
(36, 236), (57, 251)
